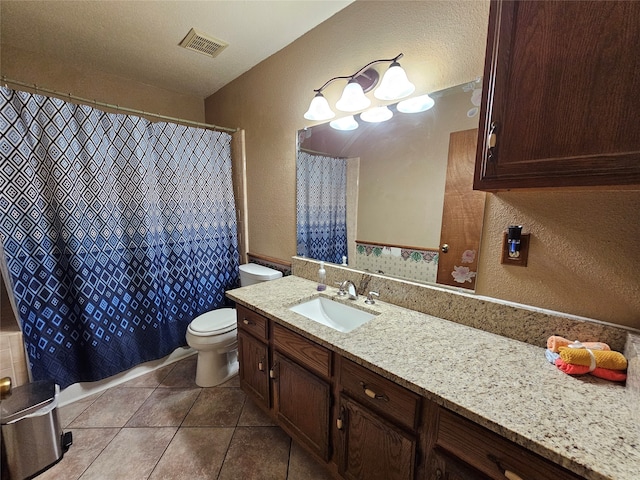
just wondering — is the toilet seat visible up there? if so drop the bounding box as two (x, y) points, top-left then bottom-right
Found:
(188, 308), (237, 336)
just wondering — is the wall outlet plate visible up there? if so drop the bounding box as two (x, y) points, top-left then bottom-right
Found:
(501, 232), (530, 267)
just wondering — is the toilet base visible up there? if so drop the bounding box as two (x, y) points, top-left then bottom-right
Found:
(194, 349), (239, 387)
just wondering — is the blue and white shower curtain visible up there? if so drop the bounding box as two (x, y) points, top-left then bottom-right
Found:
(0, 87), (239, 388)
(296, 150), (347, 264)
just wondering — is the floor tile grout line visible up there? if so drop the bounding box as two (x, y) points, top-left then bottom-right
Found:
(146, 423), (182, 480)
(214, 389), (247, 479)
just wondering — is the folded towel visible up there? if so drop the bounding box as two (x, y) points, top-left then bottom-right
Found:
(545, 349), (560, 365)
(558, 347), (627, 371)
(556, 358), (627, 382)
(547, 335), (610, 353)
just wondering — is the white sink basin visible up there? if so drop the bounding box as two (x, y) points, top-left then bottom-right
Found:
(289, 296), (378, 333)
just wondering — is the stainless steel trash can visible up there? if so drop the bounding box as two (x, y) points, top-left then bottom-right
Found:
(1, 380), (72, 480)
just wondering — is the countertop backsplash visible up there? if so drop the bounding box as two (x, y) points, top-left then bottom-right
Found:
(625, 333), (640, 427)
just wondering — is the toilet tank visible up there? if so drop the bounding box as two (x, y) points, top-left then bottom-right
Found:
(239, 263), (283, 286)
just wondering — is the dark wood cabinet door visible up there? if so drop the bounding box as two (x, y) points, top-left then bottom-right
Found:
(337, 395), (416, 480)
(237, 329), (270, 409)
(272, 352), (331, 461)
(475, 0), (640, 190)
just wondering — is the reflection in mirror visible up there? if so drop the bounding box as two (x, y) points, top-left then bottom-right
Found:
(296, 80), (485, 289)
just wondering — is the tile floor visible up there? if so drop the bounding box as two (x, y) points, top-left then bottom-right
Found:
(36, 356), (333, 480)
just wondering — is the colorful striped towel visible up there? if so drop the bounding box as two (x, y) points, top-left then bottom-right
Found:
(558, 347), (627, 371)
(547, 335), (610, 353)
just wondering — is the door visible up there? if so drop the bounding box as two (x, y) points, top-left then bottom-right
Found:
(237, 329), (270, 409)
(436, 129), (486, 289)
(474, 0), (640, 190)
(337, 394), (416, 480)
(272, 352), (331, 461)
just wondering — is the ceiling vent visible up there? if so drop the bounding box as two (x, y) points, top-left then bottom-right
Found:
(179, 28), (228, 58)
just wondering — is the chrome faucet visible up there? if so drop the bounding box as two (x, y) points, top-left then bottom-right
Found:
(338, 280), (358, 300)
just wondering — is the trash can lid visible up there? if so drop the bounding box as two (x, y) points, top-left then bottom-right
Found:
(0, 380), (57, 424)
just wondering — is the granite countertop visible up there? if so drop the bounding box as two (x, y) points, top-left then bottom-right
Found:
(226, 275), (639, 480)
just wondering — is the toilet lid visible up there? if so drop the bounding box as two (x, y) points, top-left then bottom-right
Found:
(189, 308), (237, 334)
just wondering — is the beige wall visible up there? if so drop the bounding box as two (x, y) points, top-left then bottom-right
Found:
(205, 0), (489, 261)
(477, 191), (640, 329)
(1, 45), (205, 122)
(205, 1), (640, 330)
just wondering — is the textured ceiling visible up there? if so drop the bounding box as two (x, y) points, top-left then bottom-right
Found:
(1, 0), (353, 98)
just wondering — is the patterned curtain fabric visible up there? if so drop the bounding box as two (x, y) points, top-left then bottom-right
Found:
(0, 88), (239, 388)
(296, 150), (347, 264)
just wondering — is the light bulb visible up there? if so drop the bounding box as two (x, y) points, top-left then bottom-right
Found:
(397, 94), (435, 113)
(360, 106), (393, 123)
(336, 80), (371, 112)
(304, 93), (335, 121)
(374, 62), (415, 101)
(330, 115), (358, 131)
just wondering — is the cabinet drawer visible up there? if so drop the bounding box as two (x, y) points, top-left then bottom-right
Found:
(340, 358), (420, 431)
(273, 323), (331, 378)
(236, 305), (268, 340)
(437, 408), (583, 480)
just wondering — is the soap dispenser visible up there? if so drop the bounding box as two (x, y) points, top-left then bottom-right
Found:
(317, 261), (326, 291)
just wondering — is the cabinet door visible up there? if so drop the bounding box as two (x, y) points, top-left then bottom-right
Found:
(474, 0), (640, 190)
(272, 352), (331, 461)
(237, 329), (270, 409)
(337, 394), (416, 480)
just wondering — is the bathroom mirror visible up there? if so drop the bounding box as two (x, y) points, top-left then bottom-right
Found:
(296, 80), (484, 288)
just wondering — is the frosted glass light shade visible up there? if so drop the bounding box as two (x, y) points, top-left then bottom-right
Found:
(397, 94), (435, 113)
(304, 93), (335, 121)
(330, 115), (358, 131)
(360, 106), (393, 123)
(336, 80), (371, 112)
(374, 62), (415, 100)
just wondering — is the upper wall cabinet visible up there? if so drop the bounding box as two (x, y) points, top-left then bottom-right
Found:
(474, 0), (640, 191)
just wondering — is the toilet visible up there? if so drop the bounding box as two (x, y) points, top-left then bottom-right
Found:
(186, 263), (283, 387)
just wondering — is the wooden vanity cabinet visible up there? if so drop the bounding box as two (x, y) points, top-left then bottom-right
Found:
(474, 0), (640, 190)
(236, 305), (333, 462)
(336, 358), (422, 480)
(236, 303), (586, 480)
(429, 408), (584, 480)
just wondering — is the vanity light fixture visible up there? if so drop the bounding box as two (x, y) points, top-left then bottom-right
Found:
(330, 115), (359, 131)
(360, 106), (393, 123)
(304, 53), (413, 121)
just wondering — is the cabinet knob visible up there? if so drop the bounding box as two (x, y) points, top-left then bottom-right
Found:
(441, 244), (449, 253)
(487, 121), (498, 161)
(488, 454), (524, 480)
(337, 406), (345, 430)
(503, 471), (524, 480)
(359, 381), (389, 402)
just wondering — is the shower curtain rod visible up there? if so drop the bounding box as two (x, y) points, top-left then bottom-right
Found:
(2, 76), (238, 134)
(299, 147), (346, 159)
